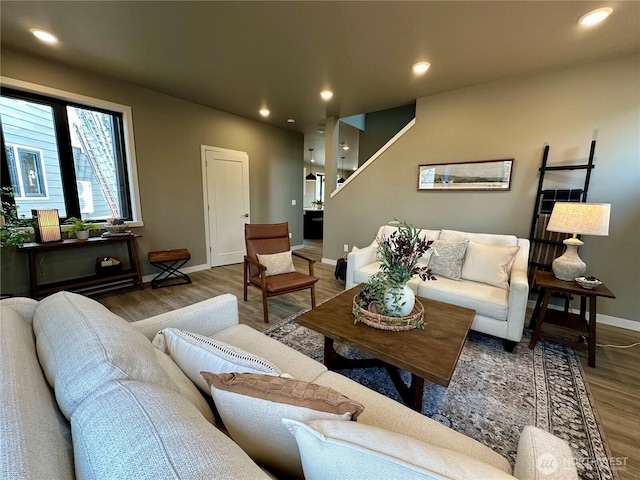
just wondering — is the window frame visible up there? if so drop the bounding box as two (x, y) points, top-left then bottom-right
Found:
(0, 76), (143, 226)
(5, 144), (49, 199)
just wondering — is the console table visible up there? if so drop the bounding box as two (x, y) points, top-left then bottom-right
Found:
(21, 235), (144, 299)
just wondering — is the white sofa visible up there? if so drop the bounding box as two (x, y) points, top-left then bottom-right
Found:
(1, 291), (576, 480)
(347, 226), (530, 350)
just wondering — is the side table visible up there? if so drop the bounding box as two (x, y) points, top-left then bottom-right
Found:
(529, 270), (615, 367)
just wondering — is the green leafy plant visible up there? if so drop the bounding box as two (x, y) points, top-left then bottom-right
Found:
(0, 186), (34, 247)
(311, 198), (324, 207)
(64, 217), (97, 238)
(354, 220), (435, 321)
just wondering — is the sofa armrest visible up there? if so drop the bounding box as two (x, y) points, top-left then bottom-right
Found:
(132, 293), (240, 340)
(505, 238), (530, 342)
(514, 426), (578, 480)
(345, 246), (378, 289)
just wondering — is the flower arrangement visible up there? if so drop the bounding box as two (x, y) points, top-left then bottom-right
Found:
(354, 220), (436, 324)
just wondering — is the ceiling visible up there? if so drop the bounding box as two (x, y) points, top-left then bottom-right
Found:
(1, 1), (639, 170)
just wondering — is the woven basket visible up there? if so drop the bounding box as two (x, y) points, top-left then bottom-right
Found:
(352, 295), (425, 331)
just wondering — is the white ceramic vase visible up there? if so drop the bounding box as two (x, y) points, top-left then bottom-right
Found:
(383, 283), (415, 317)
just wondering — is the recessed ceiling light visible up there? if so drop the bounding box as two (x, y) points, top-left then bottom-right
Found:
(578, 7), (613, 26)
(259, 108), (270, 117)
(287, 118), (296, 125)
(320, 90), (334, 100)
(412, 62), (430, 74)
(30, 29), (59, 44)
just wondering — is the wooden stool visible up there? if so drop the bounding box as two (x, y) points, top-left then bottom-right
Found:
(148, 249), (192, 289)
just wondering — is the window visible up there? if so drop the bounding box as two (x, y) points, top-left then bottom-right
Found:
(0, 81), (141, 224)
(5, 145), (47, 198)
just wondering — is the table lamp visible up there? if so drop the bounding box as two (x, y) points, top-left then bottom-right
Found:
(32, 209), (62, 243)
(546, 202), (610, 281)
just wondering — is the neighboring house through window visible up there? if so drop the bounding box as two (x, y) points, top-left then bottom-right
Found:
(0, 79), (142, 224)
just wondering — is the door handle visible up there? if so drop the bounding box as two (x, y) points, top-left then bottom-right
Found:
(244, 213), (249, 218)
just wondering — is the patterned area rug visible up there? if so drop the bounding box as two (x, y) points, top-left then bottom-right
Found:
(265, 313), (615, 480)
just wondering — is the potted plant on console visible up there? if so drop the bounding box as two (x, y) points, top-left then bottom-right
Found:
(64, 217), (97, 240)
(353, 220), (436, 330)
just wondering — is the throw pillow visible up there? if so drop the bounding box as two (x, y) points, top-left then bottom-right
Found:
(202, 372), (364, 479)
(153, 328), (282, 394)
(283, 419), (515, 480)
(461, 242), (520, 289)
(256, 251), (295, 276)
(427, 240), (469, 280)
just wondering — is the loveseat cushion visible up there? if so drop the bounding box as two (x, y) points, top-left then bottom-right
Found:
(439, 229), (518, 247)
(203, 372), (363, 479)
(1, 305), (74, 480)
(461, 242), (520, 289)
(213, 324), (328, 381)
(153, 328), (282, 393)
(32, 291), (213, 422)
(71, 380), (270, 480)
(312, 370), (512, 474)
(417, 276), (510, 321)
(284, 419), (515, 480)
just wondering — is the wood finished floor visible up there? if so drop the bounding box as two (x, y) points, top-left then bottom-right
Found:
(95, 240), (639, 479)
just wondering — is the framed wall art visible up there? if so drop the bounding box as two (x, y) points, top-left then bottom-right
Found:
(417, 159), (514, 191)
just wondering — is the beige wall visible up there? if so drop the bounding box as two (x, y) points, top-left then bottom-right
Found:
(1, 48), (304, 296)
(326, 53), (639, 323)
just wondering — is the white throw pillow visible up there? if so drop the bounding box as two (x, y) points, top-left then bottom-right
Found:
(152, 328), (282, 394)
(461, 242), (520, 289)
(427, 240), (469, 280)
(203, 372), (363, 479)
(256, 251), (296, 276)
(283, 419), (515, 480)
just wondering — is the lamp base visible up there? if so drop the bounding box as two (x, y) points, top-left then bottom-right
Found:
(552, 238), (586, 281)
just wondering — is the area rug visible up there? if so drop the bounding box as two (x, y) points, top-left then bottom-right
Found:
(265, 313), (616, 480)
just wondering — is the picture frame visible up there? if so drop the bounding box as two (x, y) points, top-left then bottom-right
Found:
(417, 159), (514, 191)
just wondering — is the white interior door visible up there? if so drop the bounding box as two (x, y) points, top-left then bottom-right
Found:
(202, 146), (249, 266)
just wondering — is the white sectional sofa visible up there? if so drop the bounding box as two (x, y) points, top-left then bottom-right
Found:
(347, 226), (530, 350)
(1, 291), (576, 480)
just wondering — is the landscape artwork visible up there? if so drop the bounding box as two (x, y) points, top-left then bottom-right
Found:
(418, 159), (514, 191)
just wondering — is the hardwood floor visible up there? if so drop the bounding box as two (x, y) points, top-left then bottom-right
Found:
(95, 239), (639, 479)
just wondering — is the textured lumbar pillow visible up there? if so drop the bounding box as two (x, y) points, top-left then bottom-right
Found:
(256, 251), (296, 276)
(152, 328), (281, 394)
(461, 242), (520, 289)
(202, 372), (363, 479)
(427, 240), (469, 280)
(283, 419), (515, 480)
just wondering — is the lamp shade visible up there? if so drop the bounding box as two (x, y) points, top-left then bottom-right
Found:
(546, 203), (610, 236)
(32, 209), (62, 243)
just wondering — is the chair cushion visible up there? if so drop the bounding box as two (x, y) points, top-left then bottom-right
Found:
(250, 271), (318, 294)
(283, 419), (514, 480)
(257, 251), (296, 276)
(72, 380), (270, 479)
(203, 372), (363, 479)
(152, 328), (282, 394)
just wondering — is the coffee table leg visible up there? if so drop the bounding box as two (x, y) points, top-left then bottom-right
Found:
(385, 366), (425, 412)
(323, 337), (382, 370)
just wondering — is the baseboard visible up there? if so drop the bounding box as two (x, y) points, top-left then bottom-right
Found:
(322, 258), (337, 266)
(291, 244), (304, 251)
(526, 300), (640, 332)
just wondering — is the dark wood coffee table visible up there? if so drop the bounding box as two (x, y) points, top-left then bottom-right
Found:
(296, 286), (475, 412)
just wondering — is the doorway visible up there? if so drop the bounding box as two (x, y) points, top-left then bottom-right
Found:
(201, 146), (250, 267)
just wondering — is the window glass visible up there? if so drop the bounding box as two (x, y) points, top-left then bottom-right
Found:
(0, 97), (65, 216)
(1, 90), (133, 221)
(67, 106), (127, 219)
